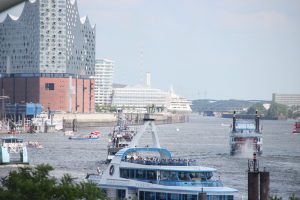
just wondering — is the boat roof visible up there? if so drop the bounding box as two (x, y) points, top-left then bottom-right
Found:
(116, 147), (172, 160)
(120, 161), (217, 172)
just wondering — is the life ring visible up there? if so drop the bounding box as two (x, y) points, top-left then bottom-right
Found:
(109, 165), (115, 176)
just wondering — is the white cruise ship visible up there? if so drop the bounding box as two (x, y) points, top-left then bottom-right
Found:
(167, 90), (192, 113)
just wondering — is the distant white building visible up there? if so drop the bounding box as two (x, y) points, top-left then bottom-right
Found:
(112, 85), (168, 113)
(272, 93), (300, 107)
(94, 59), (114, 105)
(111, 73), (192, 113)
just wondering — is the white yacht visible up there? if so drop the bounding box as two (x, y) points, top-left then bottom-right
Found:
(88, 118), (238, 200)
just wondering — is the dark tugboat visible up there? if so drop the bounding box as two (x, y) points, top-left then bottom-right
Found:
(229, 111), (263, 155)
(106, 110), (137, 163)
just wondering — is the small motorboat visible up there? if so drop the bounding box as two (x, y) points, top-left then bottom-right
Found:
(64, 130), (74, 136)
(26, 141), (44, 149)
(91, 131), (101, 136)
(69, 131), (100, 140)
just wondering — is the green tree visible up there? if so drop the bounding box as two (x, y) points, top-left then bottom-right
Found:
(0, 164), (107, 200)
(247, 103), (267, 115)
(288, 106), (300, 119)
(266, 103), (288, 119)
(289, 194), (300, 200)
(269, 195), (282, 200)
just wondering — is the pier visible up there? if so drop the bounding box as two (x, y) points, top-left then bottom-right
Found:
(248, 153), (270, 200)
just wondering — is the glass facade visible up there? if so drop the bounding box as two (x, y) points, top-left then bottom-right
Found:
(0, 0), (95, 77)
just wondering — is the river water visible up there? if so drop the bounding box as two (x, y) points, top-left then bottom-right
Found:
(1, 116), (299, 199)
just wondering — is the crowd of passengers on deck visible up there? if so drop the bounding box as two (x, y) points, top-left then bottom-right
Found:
(124, 156), (197, 166)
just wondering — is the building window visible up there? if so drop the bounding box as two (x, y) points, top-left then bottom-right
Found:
(45, 83), (55, 90)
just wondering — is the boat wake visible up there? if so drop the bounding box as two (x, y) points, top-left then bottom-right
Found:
(240, 140), (254, 159)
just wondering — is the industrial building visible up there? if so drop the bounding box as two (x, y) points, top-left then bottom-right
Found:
(272, 93), (300, 107)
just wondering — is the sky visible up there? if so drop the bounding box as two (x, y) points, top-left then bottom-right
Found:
(1, 0), (300, 100)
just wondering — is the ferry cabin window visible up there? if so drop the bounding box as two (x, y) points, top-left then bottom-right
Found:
(147, 170), (157, 180)
(120, 169), (155, 179)
(136, 170), (146, 179)
(129, 169), (135, 178)
(157, 192), (166, 200)
(117, 189), (126, 199)
(181, 194), (197, 200)
(120, 168), (129, 178)
(120, 169), (135, 178)
(161, 171), (178, 181)
(178, 172), (191, 181)
(139, 191), (144, 200)
(190, 172), (212, 180)
(139, 192), (197, 200)
(207, 195), (233, 200)
(168, 193), (179, 200)
(145, 192), (156, 200)
(161, 171), (212, 181)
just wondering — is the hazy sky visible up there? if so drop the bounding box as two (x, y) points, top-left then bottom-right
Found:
(1, 0), (300, 100)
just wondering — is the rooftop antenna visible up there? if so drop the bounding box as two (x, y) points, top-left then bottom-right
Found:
(170, 85), (174, 94)
(146, 72), (151, 87)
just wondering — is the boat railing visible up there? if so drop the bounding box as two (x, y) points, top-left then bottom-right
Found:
(86, 173), (102, 181)
(124, 158), (197, 166)
(157, 180), (223, 187)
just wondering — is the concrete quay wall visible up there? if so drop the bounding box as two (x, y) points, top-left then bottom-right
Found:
(58, 113), (189, 129)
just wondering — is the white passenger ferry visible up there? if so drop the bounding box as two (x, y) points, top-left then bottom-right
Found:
(88, 118), (238, 200)
(0, 137), (29, 164)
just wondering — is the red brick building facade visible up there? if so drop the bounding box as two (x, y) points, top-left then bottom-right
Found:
(0, 77), (95, 113)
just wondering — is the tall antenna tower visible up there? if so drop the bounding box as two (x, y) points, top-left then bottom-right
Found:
(137, 45), (145, 85)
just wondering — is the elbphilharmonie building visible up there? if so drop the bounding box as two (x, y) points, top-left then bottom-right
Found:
(0, 0), (95, 112)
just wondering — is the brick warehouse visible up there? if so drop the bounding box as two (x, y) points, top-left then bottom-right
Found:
(0, 0), (96, 113)
(0, 76), (95, 113)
